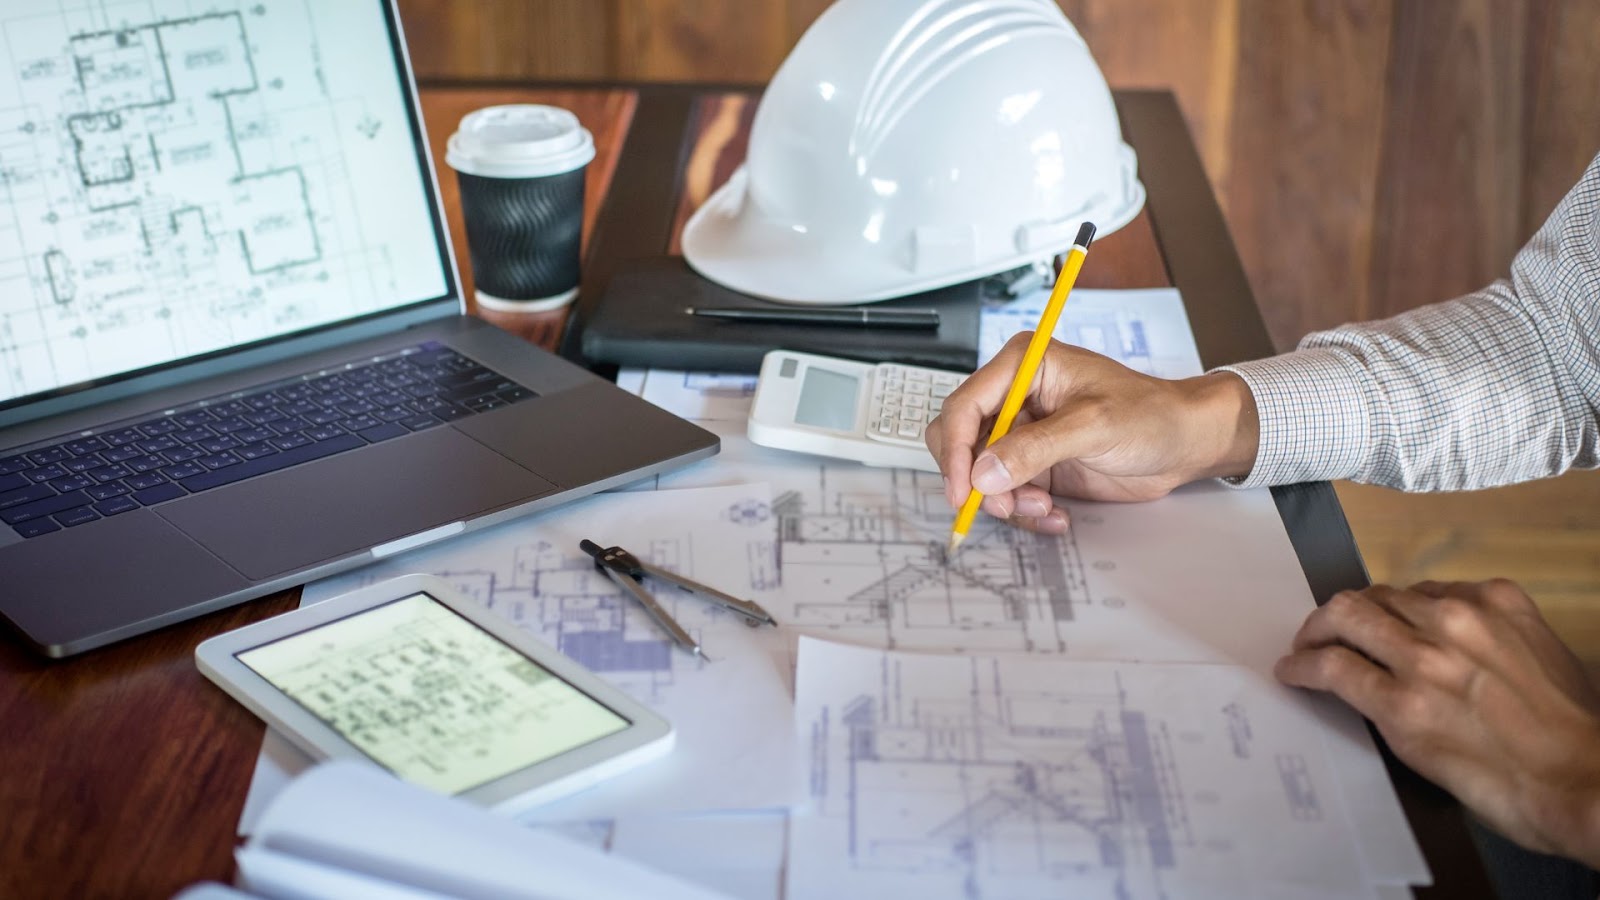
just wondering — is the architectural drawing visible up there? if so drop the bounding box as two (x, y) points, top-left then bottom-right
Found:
(768, 463), (1095, 653)
(789, 638), (1377, 899)
(978, 287), (1204, 377)
(633, 370), (1333, 670)
(632, 368), (758, 423)
(0, 0), (446, 401)
(317, 504), (779, 705)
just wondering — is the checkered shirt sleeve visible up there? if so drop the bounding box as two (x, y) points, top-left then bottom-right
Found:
(1218, 152), (1600, 491)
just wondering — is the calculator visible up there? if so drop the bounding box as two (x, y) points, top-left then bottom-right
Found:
(747, 350), (967, 472)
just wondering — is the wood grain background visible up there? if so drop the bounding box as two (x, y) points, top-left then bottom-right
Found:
(397, 0), (1600, 667)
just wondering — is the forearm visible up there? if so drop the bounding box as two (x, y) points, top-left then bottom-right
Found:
(1226, 288), (1598, 491)
(1217, 153), (1600, 491)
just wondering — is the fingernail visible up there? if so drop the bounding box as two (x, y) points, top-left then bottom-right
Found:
(971, 454), (1011, 494)
(1016, 496), (1049, 518)
(1039, 509), (1068, 533)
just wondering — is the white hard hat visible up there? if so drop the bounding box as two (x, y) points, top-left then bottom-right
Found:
(682, 0), (1144, 306)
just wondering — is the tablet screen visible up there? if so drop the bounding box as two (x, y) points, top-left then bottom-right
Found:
(236, 592), (630, 795)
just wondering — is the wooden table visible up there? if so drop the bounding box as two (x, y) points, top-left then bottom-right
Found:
(0, 84), (1491, 899)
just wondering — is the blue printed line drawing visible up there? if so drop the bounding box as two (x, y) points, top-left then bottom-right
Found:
(811, 660), (1193, 896)
(770, 466), (1093, 653)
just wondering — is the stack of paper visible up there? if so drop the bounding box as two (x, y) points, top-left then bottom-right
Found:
(237, 288), (1428, 899)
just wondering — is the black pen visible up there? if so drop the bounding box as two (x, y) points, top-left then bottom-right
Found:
(685, 307), (941, 329)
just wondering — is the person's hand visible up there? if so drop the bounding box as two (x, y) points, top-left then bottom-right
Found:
(1275, 579), (1600, 866)
(925, 333), (1260, 531)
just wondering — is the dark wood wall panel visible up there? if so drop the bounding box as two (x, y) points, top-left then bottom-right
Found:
(1226, 0), (1393, 339)
(612, 1), (788, 82)
(785, 0), (835, 44)
(1521, 2), (1600, 238)
(1057, 0), (1241, 182)
(1368, 0), (1525, 321)
(400, 0), (611, 80)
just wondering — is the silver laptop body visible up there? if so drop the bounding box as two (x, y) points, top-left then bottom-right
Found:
(0, 0), (716, 656)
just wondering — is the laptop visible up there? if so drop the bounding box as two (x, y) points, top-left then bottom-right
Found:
(0, 0), (718, 657)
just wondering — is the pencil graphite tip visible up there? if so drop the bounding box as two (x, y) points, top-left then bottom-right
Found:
(946, 533), (966, 557)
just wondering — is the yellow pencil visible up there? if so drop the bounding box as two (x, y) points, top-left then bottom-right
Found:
(948, 222), (1096, 555)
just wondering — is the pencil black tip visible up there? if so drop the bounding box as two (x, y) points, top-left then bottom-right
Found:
(1074, 221), (1097, 249)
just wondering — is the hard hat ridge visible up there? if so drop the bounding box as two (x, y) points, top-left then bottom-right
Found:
(851, 0), (1080, 161)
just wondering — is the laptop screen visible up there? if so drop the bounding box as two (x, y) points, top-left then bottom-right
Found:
(0, 0), (453, 410)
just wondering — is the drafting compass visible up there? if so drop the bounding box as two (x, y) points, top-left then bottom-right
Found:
(580, 539), (777, 660)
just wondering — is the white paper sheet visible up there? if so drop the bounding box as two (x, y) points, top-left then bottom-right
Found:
(239, 485), (802, 825)
(604, 813), (788, 900)
(619, 369), (760, 422)
(241, 737), (786, 900)
(243, 761), (730, 899)
(979, 286), (1203, 375)
(788, 637), (1388, 900)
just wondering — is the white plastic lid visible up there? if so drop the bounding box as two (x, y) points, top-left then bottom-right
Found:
(445, 105), (596, 179)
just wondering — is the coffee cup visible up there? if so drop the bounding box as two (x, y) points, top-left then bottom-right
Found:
(445, 105), (594, 313)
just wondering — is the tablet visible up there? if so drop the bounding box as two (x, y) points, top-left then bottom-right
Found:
(196, 573), (672, 816)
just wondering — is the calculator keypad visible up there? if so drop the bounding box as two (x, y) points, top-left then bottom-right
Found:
(869, 364), (964, 443)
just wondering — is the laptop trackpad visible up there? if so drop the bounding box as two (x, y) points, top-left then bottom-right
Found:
(156, 427), (556, 581)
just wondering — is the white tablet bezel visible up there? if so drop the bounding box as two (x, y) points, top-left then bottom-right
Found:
(196, 573), (673, 817)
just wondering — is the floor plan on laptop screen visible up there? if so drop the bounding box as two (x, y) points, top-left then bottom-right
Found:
(0, 0), (449, 405)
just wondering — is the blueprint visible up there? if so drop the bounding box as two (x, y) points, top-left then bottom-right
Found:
(626, 368), (759, 423)
(0, 0), (447, 403)
(246, 484), (804, 823)
(979, 287), (1203, 375)
(618, 287), (1427, 887)
(789, 637), (1383, 900)
(624, 419), (1325, 675)
(241, 289), (1425, 893)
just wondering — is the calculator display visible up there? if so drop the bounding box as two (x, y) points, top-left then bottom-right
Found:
(793, 367), (860, 432)
(236, 592), (629, 795)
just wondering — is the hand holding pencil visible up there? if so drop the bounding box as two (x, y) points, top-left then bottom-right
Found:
(926, 222), (1263, 549)
(943, 222), (1097, 553)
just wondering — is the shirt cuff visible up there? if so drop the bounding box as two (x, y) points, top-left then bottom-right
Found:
(1213, 347), (1374, 488)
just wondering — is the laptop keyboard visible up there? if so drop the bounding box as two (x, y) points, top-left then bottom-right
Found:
(0, 342), (536, 539)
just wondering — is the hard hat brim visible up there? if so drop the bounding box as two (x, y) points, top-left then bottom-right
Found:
(682, 167), (1146, 306)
